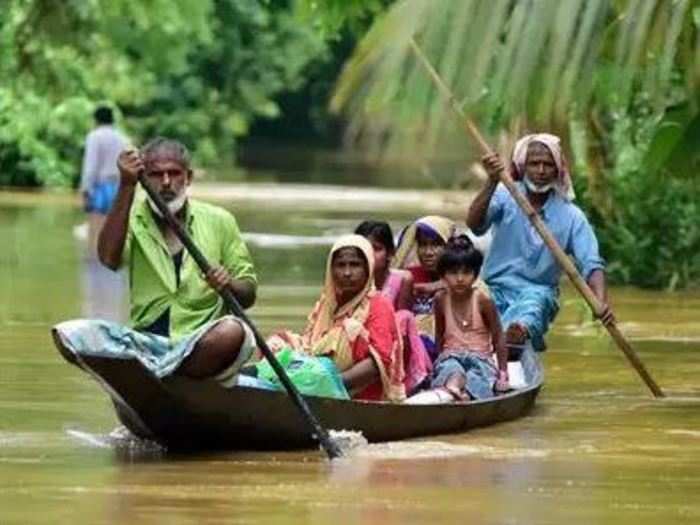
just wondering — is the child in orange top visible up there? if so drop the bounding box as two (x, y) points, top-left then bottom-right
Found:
(432, 236), (509, 400)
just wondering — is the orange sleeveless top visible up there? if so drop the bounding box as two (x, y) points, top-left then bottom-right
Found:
(442, 288), (492, 355)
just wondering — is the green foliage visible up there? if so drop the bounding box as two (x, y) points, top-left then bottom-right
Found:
(0, 93), (93, 187)
(571, 94), (700, 289)
(332, 0), (699, 160)
(134, 1), (327, 166)
(298, 0), (393, 38)
(0, 0), (327, 187)
(589, 173), (700, 290)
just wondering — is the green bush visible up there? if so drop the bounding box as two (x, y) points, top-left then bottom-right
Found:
(591, 176), (700, 289)
(572, 97), (700, 289)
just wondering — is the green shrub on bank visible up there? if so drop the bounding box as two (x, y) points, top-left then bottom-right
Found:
(593, 176), (700, 290)
(572, 97), (700, 290)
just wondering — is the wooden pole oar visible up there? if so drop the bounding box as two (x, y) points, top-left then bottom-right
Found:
(137, 173), (344, 458)
(410, 38), (664, 398)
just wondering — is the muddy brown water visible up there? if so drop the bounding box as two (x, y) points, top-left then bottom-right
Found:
(1, 191), (698, 524)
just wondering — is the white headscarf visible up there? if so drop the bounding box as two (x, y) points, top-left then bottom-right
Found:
(511, 133), (575, 201)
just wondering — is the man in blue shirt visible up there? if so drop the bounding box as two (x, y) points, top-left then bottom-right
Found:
(466, 133), (613, 351)
(80, 106), (128, 258)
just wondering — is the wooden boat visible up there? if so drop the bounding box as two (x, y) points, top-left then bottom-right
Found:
(53, 333), (543, 451)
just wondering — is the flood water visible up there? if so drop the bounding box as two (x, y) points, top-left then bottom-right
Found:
(1, 189), (699, 525)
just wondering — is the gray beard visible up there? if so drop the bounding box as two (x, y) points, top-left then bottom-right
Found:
(524, 176), (554, 194)
(147, 191), (187, 217)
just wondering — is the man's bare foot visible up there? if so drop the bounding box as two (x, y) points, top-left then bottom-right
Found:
(505, 322), (528, 345)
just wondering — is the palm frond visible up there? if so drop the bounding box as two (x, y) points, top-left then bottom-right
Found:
(332, 0), (698, 163)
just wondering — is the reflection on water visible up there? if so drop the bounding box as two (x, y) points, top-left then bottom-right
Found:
(243, 232), (338, 248)
(0, 192), (699, 524)
(341, 440), (550, 460)
(80, 258), (127, 321)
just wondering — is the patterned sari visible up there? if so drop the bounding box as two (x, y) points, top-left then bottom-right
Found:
(269, 235), (405, 401)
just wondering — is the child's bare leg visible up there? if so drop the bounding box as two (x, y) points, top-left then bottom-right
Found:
(443, 372), (468, 401)
(505, 322), (528, 345)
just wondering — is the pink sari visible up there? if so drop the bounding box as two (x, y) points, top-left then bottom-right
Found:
(381, 269), (432, 394)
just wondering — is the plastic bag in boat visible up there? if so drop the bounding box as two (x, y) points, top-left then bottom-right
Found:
(254, 347), (350, 400)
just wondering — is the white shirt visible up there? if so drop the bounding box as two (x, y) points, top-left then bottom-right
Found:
(80, 125), (127, 191)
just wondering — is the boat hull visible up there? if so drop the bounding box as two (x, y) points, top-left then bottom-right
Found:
(55, 333), (543, 451)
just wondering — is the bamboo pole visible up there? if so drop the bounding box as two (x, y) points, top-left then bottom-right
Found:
(410, 38), (664, 398)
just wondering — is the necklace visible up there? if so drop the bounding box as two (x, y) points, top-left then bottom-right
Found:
(451, 300), (471, 330)
(454, 315), (470, 329)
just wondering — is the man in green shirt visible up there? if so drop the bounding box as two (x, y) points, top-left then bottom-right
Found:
(92, 137), (258, 385)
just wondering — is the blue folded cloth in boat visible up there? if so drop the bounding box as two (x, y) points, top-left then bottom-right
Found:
(53, 317), (254, 381)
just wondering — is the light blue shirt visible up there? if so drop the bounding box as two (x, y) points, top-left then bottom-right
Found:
(473, 183), (604, 291)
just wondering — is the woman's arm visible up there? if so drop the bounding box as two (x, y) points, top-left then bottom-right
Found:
(434, 291), (446, 354)
(341, 357), (380, 395)
(355, 295), (403, 400)
(413, 279), (446, 298)
(395, 270), (414, 311)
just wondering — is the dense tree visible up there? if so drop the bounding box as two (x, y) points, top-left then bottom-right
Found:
(0, 0), (327, 186)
